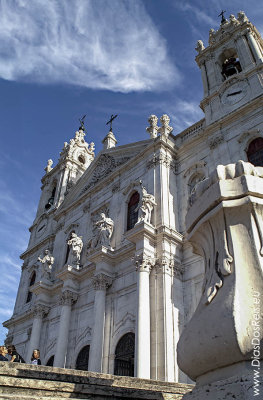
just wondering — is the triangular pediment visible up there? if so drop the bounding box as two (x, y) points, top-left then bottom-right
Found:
(57, 139), (152, 212)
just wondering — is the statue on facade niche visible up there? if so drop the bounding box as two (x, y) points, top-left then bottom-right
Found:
(67, 232), (83, 267)
(135, 181), (156, 225)
(87, 213), (114, 251)
(38, 249), (54, 281)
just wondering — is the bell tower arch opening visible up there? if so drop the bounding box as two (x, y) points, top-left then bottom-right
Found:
(219, 48), (242, 80)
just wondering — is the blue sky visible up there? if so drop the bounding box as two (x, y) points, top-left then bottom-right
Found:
(0, 0), (262, 344)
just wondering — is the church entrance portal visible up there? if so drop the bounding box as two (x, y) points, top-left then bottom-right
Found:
(75, 345), (90, 371)
(114, 332), (135, 377)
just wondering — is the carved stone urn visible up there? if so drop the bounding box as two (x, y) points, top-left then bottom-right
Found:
(178, 161), (263, 399)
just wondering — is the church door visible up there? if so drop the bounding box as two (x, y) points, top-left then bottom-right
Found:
(75, 345), (90, 371)
(114, 333), (135, 377)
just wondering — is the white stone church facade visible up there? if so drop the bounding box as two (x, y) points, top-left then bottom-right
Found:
(4, 12), (263, 383)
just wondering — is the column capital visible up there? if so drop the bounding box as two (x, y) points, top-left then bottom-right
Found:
(60, 290), (78, 306)
(155, 256), (174, 275)
(92, 273), (112, 290)
(32, 304), (50, 318)
(133, 253), (155, 273)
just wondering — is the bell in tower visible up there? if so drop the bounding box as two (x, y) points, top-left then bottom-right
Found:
(195, 11), (263, 125)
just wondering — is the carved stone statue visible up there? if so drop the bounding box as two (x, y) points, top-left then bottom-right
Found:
(89, 142), (95, 152)
(158, 114), (173, 138)
(229, 14), (238, 25)
(209, 28), (216, 45)
(146, 115), (158, 139)
(88, 213), (114, 251)
(237, 11), (248, 23)
(44, 159), (53, 174)
(195, 40), (205, 54)
(135, 181), (156, 225)
(38, 249), (54, 281)
(67, 232), (83, 267)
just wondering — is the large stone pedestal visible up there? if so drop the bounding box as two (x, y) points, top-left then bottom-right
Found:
(178, 161), (263, 399)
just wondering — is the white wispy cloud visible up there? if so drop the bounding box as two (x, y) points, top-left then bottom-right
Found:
(176, 2), (217, 27)
(0, 0), (179, 92)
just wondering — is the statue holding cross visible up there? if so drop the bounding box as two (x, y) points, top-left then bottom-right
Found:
(106, 114), (118, 132)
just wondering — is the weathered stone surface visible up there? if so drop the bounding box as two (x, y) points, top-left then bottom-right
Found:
(181, 372), (262, 400)
(0, 362), (193, 399)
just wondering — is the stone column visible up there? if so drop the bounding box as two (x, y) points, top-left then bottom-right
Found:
(155, 257), (176, 382)
(246, 28), (263, 63)
(89, 273), (112, 372)
(53, 290), (78, 368)
(26, 304), (49, 362)
(134, 254), (154, 379)
(178, 161), (263, 399)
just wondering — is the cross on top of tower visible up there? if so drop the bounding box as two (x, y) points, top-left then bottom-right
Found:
(106, 114), (118, 132)
(218, 10), (227, 24)
(79, 114), (86, 132)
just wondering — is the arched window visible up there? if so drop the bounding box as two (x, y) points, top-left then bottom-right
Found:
(26, 271), (36, 303)
(78, 155), (85, 164)
(45, 184), (57, 210)
(247, 138), (263, 166)
(114, 333), (135, 377)
(46, 355), (54, 366)
(75, 345), (90, 371)
(127, 192), (139, 231)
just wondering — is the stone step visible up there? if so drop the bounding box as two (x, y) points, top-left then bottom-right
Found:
(0, 362), (193, 400)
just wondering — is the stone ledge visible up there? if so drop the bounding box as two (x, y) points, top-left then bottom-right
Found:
(0, 362), (193, 399)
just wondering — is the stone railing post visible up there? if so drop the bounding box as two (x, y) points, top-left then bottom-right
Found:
(26, 304), (50, 363)
(88, 273), (112, 372)
(177, 161), (263, 399)
(53, 290), (78, 367)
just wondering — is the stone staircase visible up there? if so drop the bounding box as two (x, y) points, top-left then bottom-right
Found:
(0, 362), (193, 400)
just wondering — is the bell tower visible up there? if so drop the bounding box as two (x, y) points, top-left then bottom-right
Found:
(195, 11), (263, 125)
(35, 124), (95, 219)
